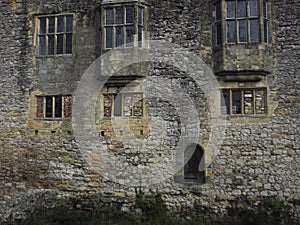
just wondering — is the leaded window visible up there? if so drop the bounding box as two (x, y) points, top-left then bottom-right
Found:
(37, 14), (73, 56)
(103, 5), (145, 49)
(214, 0), (271, 45)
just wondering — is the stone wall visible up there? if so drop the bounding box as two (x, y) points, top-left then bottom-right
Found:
(0, 0), (299, 222)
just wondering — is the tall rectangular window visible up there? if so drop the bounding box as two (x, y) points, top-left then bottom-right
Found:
(103, 4), (145, 49)
(37, 14), (73, 56)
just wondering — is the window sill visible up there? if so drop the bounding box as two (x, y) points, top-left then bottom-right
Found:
(36, 54), (73, 58)
(35, 118), (71, 121)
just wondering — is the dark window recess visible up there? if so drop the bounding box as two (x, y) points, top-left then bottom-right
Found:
(45, 96), (53, 118)
(221, 90), (230, 114)
(105, 27), (113, 48)
(138, 7), (144, 25)
(184, 144), (205, 184)
(116, 7), (124, 24)
(54, 96), (62, 117)
(126, 26), (134, 47)
(57, 16), (64, 32)
(232, 90), (242, 114)
(126, 7), (134, 23)
(106, 8), (114, 25)
(57, 34), (64, 54)
(115, 27), (123, 47)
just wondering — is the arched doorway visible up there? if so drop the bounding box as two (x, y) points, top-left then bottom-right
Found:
(184, 144), (205, 184)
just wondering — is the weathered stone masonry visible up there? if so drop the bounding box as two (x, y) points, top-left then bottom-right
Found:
(0, 0), (299, 222)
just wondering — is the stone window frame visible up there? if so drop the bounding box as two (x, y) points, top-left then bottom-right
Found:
(102, 3), (145, 49)
(214, 0), (271, 46)
(174, 143), (207, 186)
(36, 14), (74, 56)
(103, 92), (144, 118)
(220, 88), (267, 115)
(36, 95), (72, 119)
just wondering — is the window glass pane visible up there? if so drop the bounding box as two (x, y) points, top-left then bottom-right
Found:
(39, 36), (46, 55)
(226, 1), (235, 18)
(249, 0), (258, 17)
(106, 8), (114, 25)
(48, 34), (55, 55)
(123, 95), (133, 117)
(263, 0), (267, 18)
(250, 19), (259, 42)
(232, 90), (242, 114)
(116, 7), (124, 24)
(244, 90), (254, 114)
(39, 17), (46, 34)
(138, 7), (144, 25)
(126, 7), (134, 24)
(216, 22), (222, 45)
(114, 95), (122, 117)
(57, 34), (64, 54)
(105, 27), (113, 48)
(54, 96), (62, 118)
(126, 26), (134, 47)
(66, 15), (73, 32)
(45, 96), (53, 118)
(66, 34), (72, 54)
(215, 2), (222, 21)
(226, 20), (236, 43)
(138, 26), (143, 47)
(115, 26), (123, 47)
(255, 90), (266, 114)
(238, 19), (247, 42)
(57, 16), (64, 32)
(264, 20), (270, 43)
(48, 17), (55, 33)
(237, 0), (247, 17)
(221, 90), (230, 114)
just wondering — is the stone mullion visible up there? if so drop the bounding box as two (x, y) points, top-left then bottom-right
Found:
(229, 89), (233, 115)
(45, 17), (49, 55)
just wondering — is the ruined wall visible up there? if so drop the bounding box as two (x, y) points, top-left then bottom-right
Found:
(0, 0), (299, 222)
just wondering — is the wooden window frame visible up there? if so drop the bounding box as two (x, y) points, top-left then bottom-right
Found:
(221, 88), (267, 115)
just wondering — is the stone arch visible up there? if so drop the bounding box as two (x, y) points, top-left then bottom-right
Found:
(183, 143), (205, 184)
